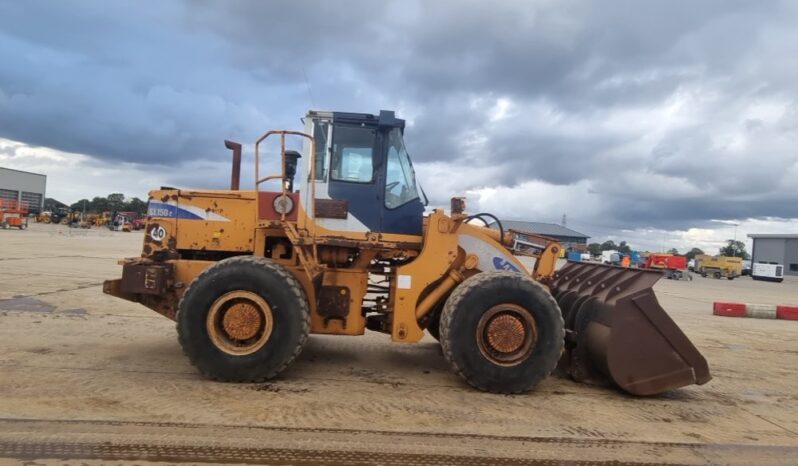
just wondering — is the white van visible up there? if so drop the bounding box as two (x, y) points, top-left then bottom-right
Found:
(751, 262), (784, 283)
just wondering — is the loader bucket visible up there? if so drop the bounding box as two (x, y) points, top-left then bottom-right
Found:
(550, 262), (711, 396)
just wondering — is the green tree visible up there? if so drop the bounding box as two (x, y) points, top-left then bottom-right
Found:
(70, 199), (89, 211)
(587, 242), (602, 256)
(719, 240), (750, 259)
(667, 248), (680, 255)
(107, 193), (125, 212)
(127, 197), (147, 215)
(600, 240), (618, 251)
(685, 247), (704, 260)
(91, 196), (109, 212)
(618, 241), (632, 254)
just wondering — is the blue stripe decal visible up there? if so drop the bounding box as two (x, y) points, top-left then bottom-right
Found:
(147, 202), (204, 220)
(492, 256), (521, 272)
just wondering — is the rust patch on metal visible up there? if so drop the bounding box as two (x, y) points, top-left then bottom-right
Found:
(317, 285), (350, 326)
(476, 304), (537, 366)
(315, 199), (348, 219)
(486, 314), (526, 353)
(551, 261), (711, 395)
(120, 263), (171, 295)
(206, 291), (273, 355)
(222, 302), (263, 340)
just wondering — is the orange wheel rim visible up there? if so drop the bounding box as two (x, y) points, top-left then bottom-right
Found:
(207, 290), (273, 355)
(476, 304), (537, 366)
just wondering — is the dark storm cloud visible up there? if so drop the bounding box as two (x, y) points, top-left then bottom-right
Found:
(1, 0), (797, 231)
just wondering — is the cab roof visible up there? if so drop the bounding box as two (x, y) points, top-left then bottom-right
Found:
(306, 109), (405, 129)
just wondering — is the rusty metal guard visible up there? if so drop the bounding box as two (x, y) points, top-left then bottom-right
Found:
(550, 261), (711, 395)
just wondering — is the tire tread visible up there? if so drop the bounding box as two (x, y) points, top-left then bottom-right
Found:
(439, 271), (564, 394)
(176, 255), (310, 383)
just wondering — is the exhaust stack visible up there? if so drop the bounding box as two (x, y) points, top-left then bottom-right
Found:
(225, 140), (242, 190)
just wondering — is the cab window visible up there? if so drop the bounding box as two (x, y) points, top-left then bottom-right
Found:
(313, 122), (329, 180)
(384, 128), (419, 208)
(330, 125), (375, 183)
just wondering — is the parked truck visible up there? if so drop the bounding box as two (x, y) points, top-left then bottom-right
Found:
(644, 253), (689, 280)
(694, 255), (742, 280)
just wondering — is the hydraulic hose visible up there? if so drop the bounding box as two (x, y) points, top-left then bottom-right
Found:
(464, 213), (504, 243)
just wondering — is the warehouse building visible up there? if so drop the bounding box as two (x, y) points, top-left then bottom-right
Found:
(492, 219), (590, 252)
(0, 167), (47, 214)
(748, 234), (798, 276)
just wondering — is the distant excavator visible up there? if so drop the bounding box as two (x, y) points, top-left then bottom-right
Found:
(104, 110), (710, 395)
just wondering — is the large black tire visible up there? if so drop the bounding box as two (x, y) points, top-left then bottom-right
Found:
(440, 271), (564, 394)
(425, 302), (443, 341)
(177, 256), (310, 382)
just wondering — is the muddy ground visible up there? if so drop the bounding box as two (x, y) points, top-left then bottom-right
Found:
(0, 223), (796, 465)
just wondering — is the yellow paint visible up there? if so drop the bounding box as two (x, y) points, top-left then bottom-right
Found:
(126, 182), (564, 341)
(392, 210), (459, 343)
(310, 269), (368, 335)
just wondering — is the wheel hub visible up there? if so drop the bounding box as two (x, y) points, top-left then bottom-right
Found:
(485, 314), (526, 353)
(476, 304), (538, 366)
(222, 302), (263, 340)
(207, 291), (273, 355)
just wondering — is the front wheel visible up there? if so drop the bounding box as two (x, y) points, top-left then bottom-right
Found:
(177, 256), (310, 382)
(440, 272), (564, 394)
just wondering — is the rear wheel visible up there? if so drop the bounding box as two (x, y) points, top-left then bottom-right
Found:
(1, 222), (8, 230)
(177, 256), (310, 382)
(440, 271), (564, 393)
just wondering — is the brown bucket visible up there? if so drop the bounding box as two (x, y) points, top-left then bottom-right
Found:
(550, 261), (711, 395)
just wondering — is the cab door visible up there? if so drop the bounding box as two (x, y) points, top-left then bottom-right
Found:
(325, 123), (384, 234)
(379, 127), (424, 236)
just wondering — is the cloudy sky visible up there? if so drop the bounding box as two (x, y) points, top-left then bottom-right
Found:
(1, 0), (797, 253)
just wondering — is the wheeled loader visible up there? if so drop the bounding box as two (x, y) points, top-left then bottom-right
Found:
(104, 110), (710, 395)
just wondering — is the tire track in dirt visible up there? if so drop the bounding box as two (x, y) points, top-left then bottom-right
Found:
(1, 418), (796, 466)
(0, 439), (663, 466)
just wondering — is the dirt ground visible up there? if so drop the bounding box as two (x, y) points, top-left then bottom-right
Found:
(1, 223), (797, 465)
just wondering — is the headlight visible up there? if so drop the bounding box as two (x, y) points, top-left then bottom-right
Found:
(273, 194), (294, 215)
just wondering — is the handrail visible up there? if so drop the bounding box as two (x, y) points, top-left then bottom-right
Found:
(254, 130), (316, 223)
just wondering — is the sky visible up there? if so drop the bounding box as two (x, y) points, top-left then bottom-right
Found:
(1, 0), (797, 253)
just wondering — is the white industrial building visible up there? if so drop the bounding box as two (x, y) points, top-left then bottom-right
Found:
(0, 167), (47, 214)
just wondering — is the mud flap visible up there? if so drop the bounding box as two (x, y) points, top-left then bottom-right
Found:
(551, 262), (711, 395)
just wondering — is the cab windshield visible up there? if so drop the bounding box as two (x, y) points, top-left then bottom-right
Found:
(384, 128), (421, 209)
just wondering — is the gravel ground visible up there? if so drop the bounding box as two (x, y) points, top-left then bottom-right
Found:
(0, 223), (796, 465)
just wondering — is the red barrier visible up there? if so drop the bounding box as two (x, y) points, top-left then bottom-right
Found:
(776, 305), (798, 321)
(712, 302), (746, 318)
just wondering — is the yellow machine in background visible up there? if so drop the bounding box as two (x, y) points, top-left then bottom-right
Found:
(695, 254), (742, 280)
(104, 110), (709, 395)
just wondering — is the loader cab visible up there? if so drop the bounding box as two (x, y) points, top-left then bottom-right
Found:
(301, 110), (426, 237)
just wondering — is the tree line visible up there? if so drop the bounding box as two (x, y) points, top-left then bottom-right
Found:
(586, 239), (749, 259)
(67, 193), (147, 215)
